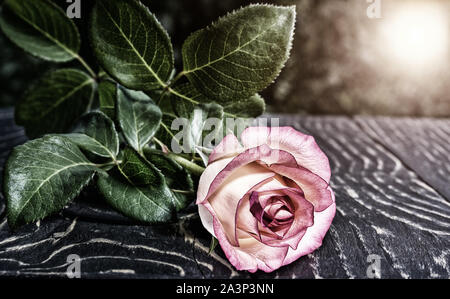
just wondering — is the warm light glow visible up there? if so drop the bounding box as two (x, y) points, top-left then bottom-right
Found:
(380, 3), (448, 68)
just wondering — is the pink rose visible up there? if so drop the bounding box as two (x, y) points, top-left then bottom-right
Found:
(196, 127), (335, 273)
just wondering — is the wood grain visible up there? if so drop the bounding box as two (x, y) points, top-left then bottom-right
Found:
(0, 109), (449, 278)
(356, 117), (450, 201)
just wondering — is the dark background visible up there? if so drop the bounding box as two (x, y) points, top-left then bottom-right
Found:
(1, 0), (449, 116)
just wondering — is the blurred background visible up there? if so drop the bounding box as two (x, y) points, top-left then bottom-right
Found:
(1, 0), (449, 116)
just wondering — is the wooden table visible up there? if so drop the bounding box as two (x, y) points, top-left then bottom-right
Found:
(0, 108), (449, 278)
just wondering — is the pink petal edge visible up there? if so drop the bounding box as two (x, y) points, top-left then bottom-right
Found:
(283, 187), (336, 266)
(208, 134), (243, 164)
(240, 127), (331, 183)
(202, 145), (298, 204)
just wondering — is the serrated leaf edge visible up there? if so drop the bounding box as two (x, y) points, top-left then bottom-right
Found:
(0, 0), (81, 62)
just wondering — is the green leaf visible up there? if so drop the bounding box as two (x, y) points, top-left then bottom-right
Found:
(156, 82), (265, 161)
(0, 0), (80, 62)
(98, 80), (117, 120)
(170, 82), (210, 107)
(170, 82), (266, 118)
(159, 94), (223, 156)
(97, 149), (176, 223)
(155, 113), (178, 149)
(118, 147), (159, 186)
(90, 0), (174, 90)
(144, 150), (194, 211)
(222, 94), (265, 118)
(63, 111), (119, 160)
(15, 69), (95, 138)
(153, 84), (195, 148)
(155, 95), (222, 165)
(167, 101), (223, 166)
(117, 87), (162, 153)
(4, 136), (98, 228)
(181, 4), (295, 102)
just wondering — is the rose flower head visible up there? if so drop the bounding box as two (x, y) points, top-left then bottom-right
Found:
(197, 127), (335, 272)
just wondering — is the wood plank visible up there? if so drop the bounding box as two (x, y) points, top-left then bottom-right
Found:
(0, 111), (449, 278)
(356, 117), (450, 201)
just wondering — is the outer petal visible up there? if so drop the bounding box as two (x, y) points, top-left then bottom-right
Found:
(235, 230), (289, 272)
(196, 157), (233, 204)
(208, 134), (243, 164)
(213, 215), (259, 272)
(214, 202), (289, 273)
(239, 127), (270, 149)
(198, 204), (215, 237)
(202, 178), (291, 273)
(270, 164), (333, 212)
(201, 201), (261, 272)
(240, 127), (331, 183)
(282, 187), (336, 266)
(203, 145), (297, 203)
(203, 188), (335, 273)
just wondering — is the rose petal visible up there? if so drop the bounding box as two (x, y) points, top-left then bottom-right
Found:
(270, 164), (333, 212)
(212, 213), (259, 272)
(252, 176), (290, 194)
(203, 201), (273, 273)
(272, 207), (293, 221)
(239, 126), (270, 149)
(235, 177), (285, 244)
(208, 134), (243, 164)
(249, 191), (264, 222)
(258, 188), (314, 250)
(237, 177), (288, 237)
(237, 179), (297, 245)
(198, 204), (215, 237)
(283, 187), (336, 266)
(236, 193), (260, 240)
(276, 189), (314, 248)
(208, 163), (275, 245)
(203, 145), (297, 203)
(256, 188), (289, 207)
(196, 157), (233, 204)
(240, 127), (331, 183)
(236, 229), (289, 272)
(240, 187), (314, 250)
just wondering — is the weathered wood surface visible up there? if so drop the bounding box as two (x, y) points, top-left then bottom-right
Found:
(0, 108), (449, 278)
(356, 117), (450, 201)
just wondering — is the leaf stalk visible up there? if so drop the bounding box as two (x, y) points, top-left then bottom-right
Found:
(167, 153), (205, 176)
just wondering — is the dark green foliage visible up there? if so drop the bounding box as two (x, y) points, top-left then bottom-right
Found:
(1, 0), (294, 227)
(15, 69), (95, 138)
(0, 0), (80, 62)
(4, 136), (98, 228)
(90, 0), (174, 90)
